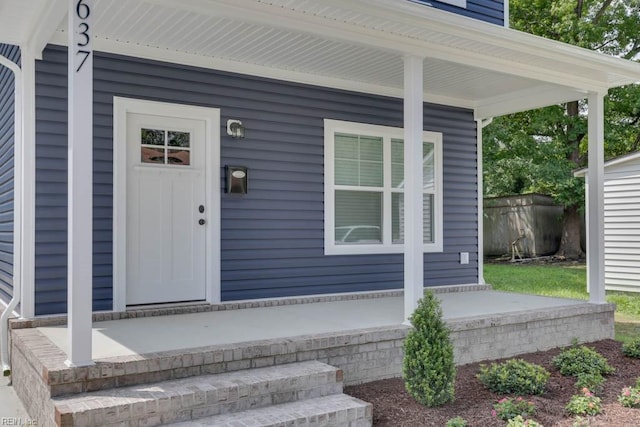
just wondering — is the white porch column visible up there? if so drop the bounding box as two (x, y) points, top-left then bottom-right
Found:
(403, 55), (424, 323)
(66, 0), (94, 367)
(19, 51), (36, 319)
(476, 119), (485, 285)
(587, 92), (606, 304)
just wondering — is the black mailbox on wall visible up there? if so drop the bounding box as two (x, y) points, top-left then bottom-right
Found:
(226, 165), (248, 194)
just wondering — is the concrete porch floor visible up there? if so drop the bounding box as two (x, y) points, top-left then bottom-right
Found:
(8, 288), (617, 425)
(36, 290), (592, 360)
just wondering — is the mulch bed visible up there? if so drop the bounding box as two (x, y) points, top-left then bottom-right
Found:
(345, 340), (640, 426)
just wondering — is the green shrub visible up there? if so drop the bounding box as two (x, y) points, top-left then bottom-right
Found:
(572, 416), (590, 427)
(575, 372), (604, 395)
(622, 338), (640, 358)
(492, 397), (536, 421)
(552, 345), (614, 377)
(445, 416), (468, 427)
(477, 359), (550, 395)
(402, 291), (456, 407)
(566, 388), (602, 416)
(618, 379), (640, 408)
(506, 415), (544, 427)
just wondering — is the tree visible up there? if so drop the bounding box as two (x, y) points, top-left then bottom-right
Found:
(484, 0), (640, 259)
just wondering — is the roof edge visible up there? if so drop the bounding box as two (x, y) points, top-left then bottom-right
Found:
(574, 151), (640, 177)
(345, 0), (640, 86)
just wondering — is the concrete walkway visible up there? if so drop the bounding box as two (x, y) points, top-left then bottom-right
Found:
(0, 375), (29, 421)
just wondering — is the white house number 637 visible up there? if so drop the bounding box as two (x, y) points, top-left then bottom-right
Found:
(75, 0), (91, 72)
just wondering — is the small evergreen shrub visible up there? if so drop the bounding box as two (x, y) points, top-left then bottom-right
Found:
(575, 372), (604, 395)
(506, 415), (544, 427)
(552, 345), (614, 377)
(622, 338), (640, 358)
(402, 291), (456, 407)
(566, 388), (602, 416)
(477, 359), (550, 395)
(492, 397), (536, 421)
(445, 416), (468, 427)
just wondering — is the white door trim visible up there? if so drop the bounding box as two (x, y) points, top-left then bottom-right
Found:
(113, 97), (220, 311)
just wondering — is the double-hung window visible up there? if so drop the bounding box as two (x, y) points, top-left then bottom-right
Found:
(324, 119), (443, 255)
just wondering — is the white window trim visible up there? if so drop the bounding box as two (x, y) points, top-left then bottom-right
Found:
(436, 0), (467, 8)
(410, 0), (467, 8)
(324, 119), (443, 256)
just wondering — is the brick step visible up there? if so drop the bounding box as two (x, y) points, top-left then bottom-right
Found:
(169, 394), (373, 427)
(52, 361), (343, 426)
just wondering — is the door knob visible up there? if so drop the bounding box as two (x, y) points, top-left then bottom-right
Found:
(199, 219), (206, 225)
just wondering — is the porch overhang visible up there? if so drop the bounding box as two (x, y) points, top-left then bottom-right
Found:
(2, 0), (639, 119)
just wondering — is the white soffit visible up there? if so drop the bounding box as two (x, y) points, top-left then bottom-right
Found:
(0, 0), (65, 57)
(4, 0), (640, 117)
(0, 1), (38, 45)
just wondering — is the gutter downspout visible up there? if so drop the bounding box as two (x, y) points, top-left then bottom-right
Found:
(0, 54), (23, 377)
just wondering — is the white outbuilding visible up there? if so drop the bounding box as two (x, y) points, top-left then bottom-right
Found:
(576, 151), (640, 293)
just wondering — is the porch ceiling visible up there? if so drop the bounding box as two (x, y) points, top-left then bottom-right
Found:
(2, 0), (640, 118)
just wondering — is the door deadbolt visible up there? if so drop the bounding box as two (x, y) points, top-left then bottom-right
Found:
(199, 205), (205, 213)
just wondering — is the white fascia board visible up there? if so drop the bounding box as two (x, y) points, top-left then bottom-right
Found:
(21, 0), (67, 59)
(300, 0), (640, 85)
(576, 151), (640, 177)
(574, 168), (587, 178)
(143, 0), (618, 92)
(474, 86), (589, 120)
(603, 152), (640, 170)
(388, 1), (640, 81)
(48, 35), (476, 110)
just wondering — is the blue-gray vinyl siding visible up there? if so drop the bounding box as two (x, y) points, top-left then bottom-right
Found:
(0, 44), (19, 305)
(34, 45), (478, 315)
(415, 0), (505, 25)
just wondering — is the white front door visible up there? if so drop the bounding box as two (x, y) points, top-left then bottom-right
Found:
(126, 112), (207, 305)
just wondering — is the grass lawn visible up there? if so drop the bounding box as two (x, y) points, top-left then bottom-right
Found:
(484, 263), (640, 342)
